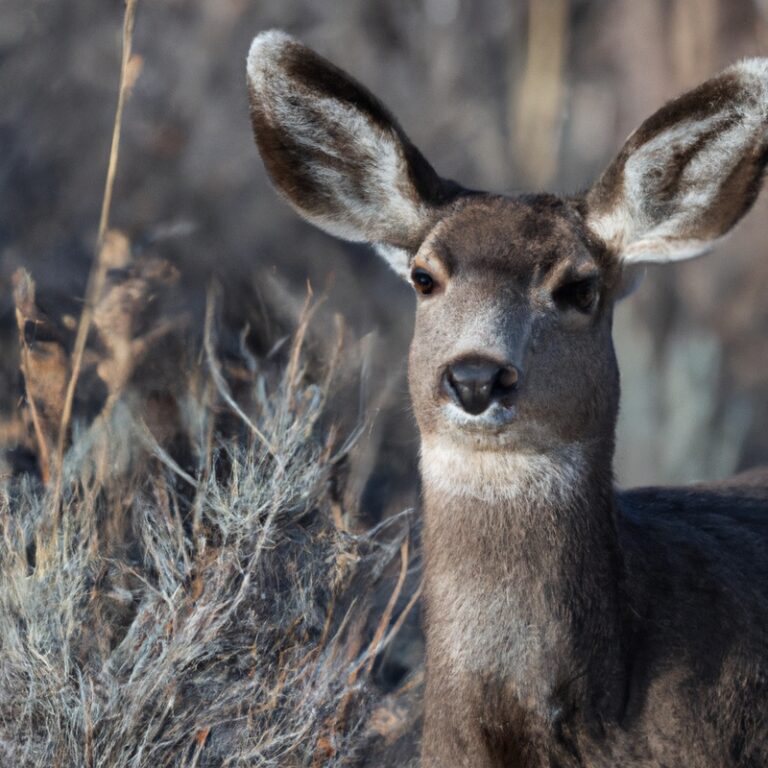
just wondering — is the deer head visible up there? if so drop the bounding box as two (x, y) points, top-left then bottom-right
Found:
(247, 31), (768, 491)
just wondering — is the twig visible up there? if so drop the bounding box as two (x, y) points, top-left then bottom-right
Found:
(377, 579), (423, 660)
(363, 536), (409, 675)
(17, 340), (51, 485)
(136, 419), (197, 489)
(280, 281), (325, 429)
(203, 284), (277, 458)
(51, 0), (139, 522)
(285, 282), (315, 402)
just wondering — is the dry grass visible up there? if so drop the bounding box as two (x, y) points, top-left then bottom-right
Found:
(0, 281), (422, 766)
(0, 6), (416, 766)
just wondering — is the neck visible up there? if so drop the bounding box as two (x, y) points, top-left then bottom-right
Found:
(420, 435), (627, 719)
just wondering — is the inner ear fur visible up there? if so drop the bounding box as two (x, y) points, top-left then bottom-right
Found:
(246, 31), (463, 274)
(585, 59), (768, 265)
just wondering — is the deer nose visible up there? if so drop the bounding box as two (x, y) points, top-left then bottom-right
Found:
(443, 358), (520, 416)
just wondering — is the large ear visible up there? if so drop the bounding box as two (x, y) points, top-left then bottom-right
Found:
(246, 31), (462, 277)
(585, 59), (768, 265)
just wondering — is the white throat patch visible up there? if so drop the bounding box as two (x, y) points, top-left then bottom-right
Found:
(419, 436), (587, 507)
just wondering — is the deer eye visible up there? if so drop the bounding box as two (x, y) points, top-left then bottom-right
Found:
(553, 277), (598, 313)
(411, 267), (436, 296)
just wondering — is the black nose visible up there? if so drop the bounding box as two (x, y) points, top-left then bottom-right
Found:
(443, 358), (520, 415)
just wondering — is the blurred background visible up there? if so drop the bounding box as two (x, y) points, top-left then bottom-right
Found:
(2, 0), (767, 492)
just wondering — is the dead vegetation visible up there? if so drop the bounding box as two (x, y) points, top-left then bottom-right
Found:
(2, 14), (422, 752)
(1, 252), (422, 766)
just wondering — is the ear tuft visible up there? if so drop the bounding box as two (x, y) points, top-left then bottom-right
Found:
(733, 57), (768, 86)
(247, 30), (298, 95)
(586, 58), (768, 265)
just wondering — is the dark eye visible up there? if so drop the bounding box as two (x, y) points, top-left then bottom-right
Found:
(411, 267), (436, 296)
(553, 277), (598, 313)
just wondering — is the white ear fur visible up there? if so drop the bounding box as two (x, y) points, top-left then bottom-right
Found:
(247, 30), (293, 78)
(373, 244), (412, 278)
(587, 58), (768, 266)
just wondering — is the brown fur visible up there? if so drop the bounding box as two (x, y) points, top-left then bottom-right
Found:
(246, 33), (768, 766)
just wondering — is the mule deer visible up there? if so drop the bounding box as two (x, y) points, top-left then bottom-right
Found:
(246, 32), (768, 767)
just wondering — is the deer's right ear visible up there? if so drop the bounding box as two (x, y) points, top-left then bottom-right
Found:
(247, 31), (461, 278)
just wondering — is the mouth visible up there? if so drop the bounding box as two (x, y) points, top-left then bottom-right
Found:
(442, 400), (518, 434)
(437, 401), (566, 454)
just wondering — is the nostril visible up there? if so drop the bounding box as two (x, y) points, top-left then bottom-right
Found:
(442, 359), (520, 415)
(496, 365), (519, 391)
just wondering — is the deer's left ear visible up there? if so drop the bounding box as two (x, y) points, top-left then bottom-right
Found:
(585, 59), (768, 265)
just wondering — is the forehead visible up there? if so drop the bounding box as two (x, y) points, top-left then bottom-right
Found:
(421, 194), (599, 279)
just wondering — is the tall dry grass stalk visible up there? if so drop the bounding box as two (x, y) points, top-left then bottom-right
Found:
(52, 0), (139, 530)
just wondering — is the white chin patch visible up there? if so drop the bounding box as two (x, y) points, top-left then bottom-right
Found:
(420, 435), (586, 505)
